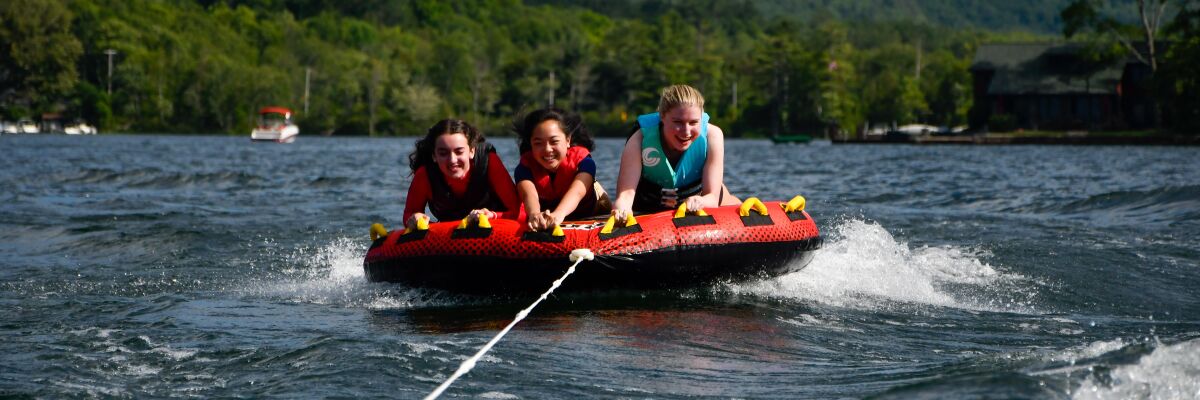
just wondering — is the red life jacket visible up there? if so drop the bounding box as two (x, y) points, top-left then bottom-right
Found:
(519, 146), (590, 201)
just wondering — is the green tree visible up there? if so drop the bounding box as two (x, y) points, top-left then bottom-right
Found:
(1160, 0), (1200, 133)
(1062, 0), (1176, 72)
(922, 49), (972, 126)
(23, 0), (1002, 136)
(813, 21), (862, 137)
(1062, 0), (1179, 129)
(0, 0), (83, 113)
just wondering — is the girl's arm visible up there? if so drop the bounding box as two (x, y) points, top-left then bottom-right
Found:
(485, 151), (521, 219)
(686, 124), (726, 212)
(611, 130), (644, 221)
(548, 171), (594, 225)
(403, 168), (431, 229)
(516, 179), (541, 226)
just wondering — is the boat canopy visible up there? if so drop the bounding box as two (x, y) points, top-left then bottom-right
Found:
(258, 107), (292, 117)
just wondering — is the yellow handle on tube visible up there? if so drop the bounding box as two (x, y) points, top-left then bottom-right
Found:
(370, 223), (388, 241)
(600, 214), (639, 234)
(457, 213), (492, 230)
(673, 204), (709, 218)
(738, 197), (769, 217)
(783, 195), (806, 213)
(403, 215), (429, 234)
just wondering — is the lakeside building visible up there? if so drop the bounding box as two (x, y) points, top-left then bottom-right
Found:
(969, 43), (1155, 132)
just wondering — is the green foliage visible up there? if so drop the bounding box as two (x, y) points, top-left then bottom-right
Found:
(1161, 1), (1200, 133)
(1059, 0), (1186, 131)
(988, 114), (1018, 132)
(543, 0), (1076, 33)
(1060, 0), (1182, 70)
(3, 0), (1133, 135)
(0, 0), (83, 113)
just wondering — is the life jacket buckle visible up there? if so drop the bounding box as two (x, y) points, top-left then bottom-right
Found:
(661, 188), (678, 208)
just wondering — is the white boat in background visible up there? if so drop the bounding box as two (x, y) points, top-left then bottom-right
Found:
(250, 107), (299, 143)
(17, 119), (39, 134)
(893, 124), (938, 135)
(64, 121), (97, 135)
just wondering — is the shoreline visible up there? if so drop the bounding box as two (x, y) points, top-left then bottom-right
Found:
(832, 133), (1200, 146)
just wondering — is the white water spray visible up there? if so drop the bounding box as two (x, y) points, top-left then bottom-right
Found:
(241, 237), (469, 309)
(1073, 338), (1200, 400)
(424, 248), (595, 400)
(733, 219), (1039, 313)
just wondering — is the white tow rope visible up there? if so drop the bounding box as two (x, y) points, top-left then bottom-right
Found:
(424, 248), (595, 400)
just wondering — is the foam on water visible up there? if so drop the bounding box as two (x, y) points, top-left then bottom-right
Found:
(1060, 339), (1130, 363)
(243, 219), (1038, 314)
(778, 313), (865, 333)
(240, 237), (472, 309)
(61, 327), (202, 388)
(733, 218), (1039, 313)
(240, 237), (371, 303)
(1028, 338), (1131, 377)
(1072, 338), (1200, 400)
(51, 381), (126, 397)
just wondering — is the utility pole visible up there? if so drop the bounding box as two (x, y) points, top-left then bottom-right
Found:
(369, 65), (380, 136)
(104, 49), (117, 96)
(548, 70), (556, 107)
(782, 74), (789, 132)
(304, 67), (311, 115)
(915, 40), (922, 80)
(732, 81), (738, 113)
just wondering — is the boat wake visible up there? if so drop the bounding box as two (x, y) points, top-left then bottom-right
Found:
(732, 218), (1042, 313)
(246, 217), (1041, 314)
(238, 237), (473, 309)
(1067, 337), (1200, 400)
(1023, 336), (1200, 400)
(1034, 184), (1200, 227)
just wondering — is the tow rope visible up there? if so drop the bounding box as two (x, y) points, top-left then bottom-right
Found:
(424, 248), (595, 400)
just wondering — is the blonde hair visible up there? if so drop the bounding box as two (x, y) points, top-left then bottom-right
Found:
(656, 84), (705, 115)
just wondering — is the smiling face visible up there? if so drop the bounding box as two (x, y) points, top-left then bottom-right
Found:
(529, 120), (570, 171)
(432, 133), (474, 181)
(660, 104), (703, 153)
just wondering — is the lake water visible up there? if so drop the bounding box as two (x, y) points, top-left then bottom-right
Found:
(1, 134), (1198, 399)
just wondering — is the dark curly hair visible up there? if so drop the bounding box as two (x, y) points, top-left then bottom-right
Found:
(408, 119), (485, 173)
(513, 108), (593, 154)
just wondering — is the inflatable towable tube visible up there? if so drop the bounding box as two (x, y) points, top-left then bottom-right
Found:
(363, 196), (822, 293)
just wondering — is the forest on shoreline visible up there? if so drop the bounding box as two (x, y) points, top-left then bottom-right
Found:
(3, 0), (1199, 136)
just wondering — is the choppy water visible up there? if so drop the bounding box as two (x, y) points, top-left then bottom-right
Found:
(1, 134), (1198, 399)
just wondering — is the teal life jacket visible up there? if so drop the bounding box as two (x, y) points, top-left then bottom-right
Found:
(631, 112), (710, 211)
(637, 112), (709, 189)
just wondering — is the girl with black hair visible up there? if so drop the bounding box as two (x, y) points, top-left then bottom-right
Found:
(513, 108), (609, 231)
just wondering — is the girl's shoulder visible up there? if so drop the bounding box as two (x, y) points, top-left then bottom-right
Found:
(578, 155), (597, 175)
(706, 123), (724, 137)
(513, 161), (533, 182)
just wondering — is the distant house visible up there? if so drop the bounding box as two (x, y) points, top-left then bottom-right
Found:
(969, 43), (1155, 131)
